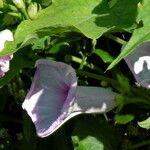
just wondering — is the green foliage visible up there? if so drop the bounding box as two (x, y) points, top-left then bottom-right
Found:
(94, 49), (114, 63)
(108, 0), (150, 70)
(72, 117), (121, 150)
(0, 47), (38, 87)
(138, 117), (150, 130)
(114, 114), (135, 124)
(116, 74), (130, 94)
(35, 0), (52, 8)
(1, 0), (141, 57)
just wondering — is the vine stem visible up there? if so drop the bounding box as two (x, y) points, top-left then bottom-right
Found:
(78, 51), (87, 70)
(76, 70), (117, 85)
(104, 34), (126, 45)
(66, 55), (103, 73)
(21, 8), (30, 19)
(125, 139), (150, 149)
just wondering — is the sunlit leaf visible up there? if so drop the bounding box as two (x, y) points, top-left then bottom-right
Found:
(108, 0), (150, 70)
(138, 117), (150, 130)
(114, 114), (135, 124)
(1, 0), (140, 56)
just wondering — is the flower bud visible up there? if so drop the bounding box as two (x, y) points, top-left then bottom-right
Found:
(13, 0), (25, 10)
(27, 2), (39, 19)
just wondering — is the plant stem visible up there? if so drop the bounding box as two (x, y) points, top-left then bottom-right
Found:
(91, 39), (97, 53)
(103, 113), (109, 121)
(79, 57), (87, 70)
(21, 8), (29, 19)
(131, 88), (150, 103)
(76, 70), (117, 85)
(104, 34), (126, 45)
(125, 139), (150, 149)
(67, 55), (103, 73)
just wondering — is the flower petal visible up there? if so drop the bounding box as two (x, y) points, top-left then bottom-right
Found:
(0, 29), (13, 52)
(22, 60), (77, 137)
(124, 42), (150, 88)
(73, 86), (116, 113)
(0, 55), (13, 77)
(0, 29), (13, 77)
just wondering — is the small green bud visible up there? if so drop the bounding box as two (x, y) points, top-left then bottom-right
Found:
(13, 0), (25, 10)
(27, 2), (39, 19)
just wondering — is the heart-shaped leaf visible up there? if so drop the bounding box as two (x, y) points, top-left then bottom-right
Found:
(1, 0), (140, 56)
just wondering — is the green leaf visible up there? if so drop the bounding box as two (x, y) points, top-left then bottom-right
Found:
(94, 49), (114, 63)
(74, 137), (104, 150)
(108, 0), (150, 70)
(19, 33), (39, 49)
(0, 47), (38, 87)
(114, 114), (135, 124)
(72, 117), (121, 150)
(1, 0), (140, 56)
(138, 117), (150, 130)
(48, 42), (69, 54)
(32, 36), (49, 50)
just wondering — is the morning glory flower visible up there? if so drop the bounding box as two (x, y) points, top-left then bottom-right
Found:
(0, 29), (14, 77)
(22, 60), (117, 137)
(124, 42), (150, 88)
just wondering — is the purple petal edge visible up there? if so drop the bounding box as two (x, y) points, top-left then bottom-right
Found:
(0, 29), (13, 77)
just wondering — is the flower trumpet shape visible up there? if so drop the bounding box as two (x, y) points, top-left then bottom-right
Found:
(22, 60), (116, 137)
(124, 42), (150, 88)
(0, 29), (13, 77)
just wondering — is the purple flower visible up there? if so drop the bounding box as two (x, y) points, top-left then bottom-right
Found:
(22, 60), (116, 137)
(124, 42), (150, 88)
(0, 29), (13, 77)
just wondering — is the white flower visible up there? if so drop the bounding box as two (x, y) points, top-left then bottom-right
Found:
(0, 29), (14, 77)
(0, 29), (13, 51)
